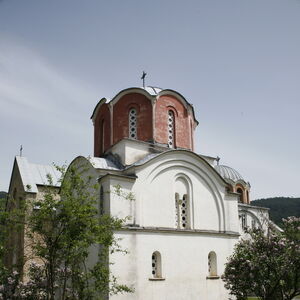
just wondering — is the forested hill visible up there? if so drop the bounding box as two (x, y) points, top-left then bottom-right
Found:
(0, 191), (7, 199)
(251, 197), (300, 227)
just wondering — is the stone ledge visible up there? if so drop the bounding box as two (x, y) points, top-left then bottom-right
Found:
(119, 226), (240, 237)
(206, 275), (220, 280)
(148, 277), (166, 281)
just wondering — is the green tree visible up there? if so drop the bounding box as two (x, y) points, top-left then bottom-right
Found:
(0, 164), (132, 299)
(223, 217), (300, 300)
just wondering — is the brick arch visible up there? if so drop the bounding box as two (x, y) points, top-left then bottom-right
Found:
(94, 103), (111, 156)
(126, 102), (141, 113)
(155, 95), (191, 149)
(166, 105), (179, 117)
(113, 93), (153, 144)
(235, 184), (250, 204)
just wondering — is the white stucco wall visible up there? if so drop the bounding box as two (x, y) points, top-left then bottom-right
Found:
(100, 151), (241, 300)
(120, 152), (240, 233)
(109, 231), (237, 300)
(238, 203), (270, 236)
(109, 139), (157, 166)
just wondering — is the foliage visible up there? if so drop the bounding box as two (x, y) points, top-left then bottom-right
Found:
(251, 197), (300, 227)
(0, 192), (6, 211)
(0, 165), (132, 299)
(223, 217), (300, 300)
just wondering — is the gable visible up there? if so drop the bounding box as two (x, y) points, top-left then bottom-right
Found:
(126, 150), (229, 231)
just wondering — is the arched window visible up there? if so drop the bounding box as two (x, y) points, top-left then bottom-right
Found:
(175, 177), (190, 229)
(167, 110), (175, 148)
(175, 193), (179, 228)
(175, 194), (189, 229)
(129, 108), (137, 139)
(236, 188), (244, 203)
(241, 214), (247, 230)
(208, 251), (218, 277)
(251, 218), (256, 229)
(151, 251), (162, 278)
(99, 186), (104, 215)
(181, 194), (188, 228)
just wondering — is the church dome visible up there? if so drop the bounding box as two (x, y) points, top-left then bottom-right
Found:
(215, 165), (244, 182)
(143, 86), (163, 95)
(92, 86), (198, 157)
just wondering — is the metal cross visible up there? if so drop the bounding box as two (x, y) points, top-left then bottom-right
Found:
(20, 145), (23, 157)
(141, 71), (147, 88)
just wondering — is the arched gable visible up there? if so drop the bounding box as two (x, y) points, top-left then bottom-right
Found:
(239, 209), (262, 229)
(157, 89), (198, 124)
(129, 150), (228, 231)
(155, 94), (193, 150)
(94, 103), (111, 156)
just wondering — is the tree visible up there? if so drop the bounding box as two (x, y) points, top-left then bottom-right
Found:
(0, 164), (132, 299)
(222, 217), (300, 300)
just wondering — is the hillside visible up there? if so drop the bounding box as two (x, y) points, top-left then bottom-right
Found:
(0, 191), (7, 199)
(251, 197), (300, 227)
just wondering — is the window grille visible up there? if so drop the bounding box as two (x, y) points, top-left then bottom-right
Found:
(152, 253), (157, 276)
(208, 251), (217, 276)
(129, 108), (137, 139)
(175, 193), (179, 228)
(181, 194), (188, 228)
(167, 110), (175, 148)
(175, 193), (189, 229)
(151, 252), (162, 278)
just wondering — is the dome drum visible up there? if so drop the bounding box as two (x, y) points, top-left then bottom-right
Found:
(92, 87), (198, 156)
(215, 165), (251, 204)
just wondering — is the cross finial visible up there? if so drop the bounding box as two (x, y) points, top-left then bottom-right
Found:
(216, 156), (220, 165)
(20, 145), (23, 157)
(141, 71), (147, 88)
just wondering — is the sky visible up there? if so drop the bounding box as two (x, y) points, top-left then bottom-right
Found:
(0, 0), (299, 200)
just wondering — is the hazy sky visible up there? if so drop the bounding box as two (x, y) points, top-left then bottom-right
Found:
(0, 0), (299, 199)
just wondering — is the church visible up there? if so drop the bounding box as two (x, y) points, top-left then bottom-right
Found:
(7, 86), (270, 299)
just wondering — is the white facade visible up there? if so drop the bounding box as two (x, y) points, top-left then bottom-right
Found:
(7, 86), (272, 299)
(65, 138), (268, 300)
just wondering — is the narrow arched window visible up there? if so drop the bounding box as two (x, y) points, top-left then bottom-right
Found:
(241, 214), (247, 230)
(175, 193), (179, 228)
(167, 110), (175, 148)
(175, 193), (190, 229)
(237, 188), (244, 203)
(175, 177), (191, 230)
(181, 194), (188, 228)
(99, 186), (104, 215)
(151, 251), (162, 278)
(129, 108), (137, 139)
(208, 251), (217, 276)
(251, 218), (256, 229)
